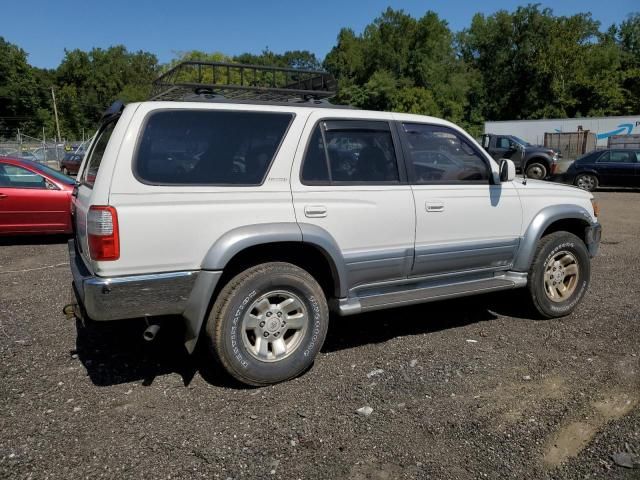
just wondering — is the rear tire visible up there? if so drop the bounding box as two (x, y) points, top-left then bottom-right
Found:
(574, 173), (598, 192)
(205, 262), (329, 386)
(527, 231), (591, 319)
(525, 162), (547, 180)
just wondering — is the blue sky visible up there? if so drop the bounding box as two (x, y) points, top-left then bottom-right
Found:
(2, 0), (637, 69)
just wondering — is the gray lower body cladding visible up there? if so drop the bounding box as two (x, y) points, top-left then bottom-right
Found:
(68, 240), (221, 352)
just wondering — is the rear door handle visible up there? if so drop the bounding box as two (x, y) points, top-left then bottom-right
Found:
(304, 205), (327, 218)
(0, 193), (7, 199)
(425, 201), (444, 212)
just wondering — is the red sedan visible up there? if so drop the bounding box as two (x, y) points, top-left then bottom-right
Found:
(0, 156), (75, 235)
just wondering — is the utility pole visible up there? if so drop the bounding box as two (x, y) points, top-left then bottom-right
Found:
(51, 87), (62, 144)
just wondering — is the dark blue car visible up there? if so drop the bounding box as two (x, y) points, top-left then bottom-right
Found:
(566, 149), (640, 191)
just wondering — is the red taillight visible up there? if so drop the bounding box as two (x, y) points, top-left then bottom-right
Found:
(87, 206), (119, 261)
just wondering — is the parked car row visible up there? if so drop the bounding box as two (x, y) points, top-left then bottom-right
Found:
(565, 148), (640, 191)
(481, 132), (640, 190)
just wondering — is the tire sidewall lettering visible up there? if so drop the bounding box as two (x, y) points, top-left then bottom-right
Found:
(303, 295), (322, 357)
(229, 289), (256, 369)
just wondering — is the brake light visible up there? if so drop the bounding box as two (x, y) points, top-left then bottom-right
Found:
(87, 206), (119, 261)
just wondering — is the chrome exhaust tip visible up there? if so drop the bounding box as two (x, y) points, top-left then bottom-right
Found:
(143, 324), (160, 342)
(63, 303), (77, 320)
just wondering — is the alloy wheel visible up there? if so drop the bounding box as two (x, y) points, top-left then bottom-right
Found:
(241, 290), (309, 362)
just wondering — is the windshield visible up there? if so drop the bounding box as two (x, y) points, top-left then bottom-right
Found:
(510, 136), (530, 146)
(27, 160), (75, 185)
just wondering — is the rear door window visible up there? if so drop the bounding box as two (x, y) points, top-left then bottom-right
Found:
(301, 120), (399, 184)
(134, 110), (293, 185)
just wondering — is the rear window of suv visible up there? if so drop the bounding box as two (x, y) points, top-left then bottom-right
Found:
(134, 110), (293, 185)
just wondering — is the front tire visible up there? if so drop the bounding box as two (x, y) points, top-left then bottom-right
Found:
(525, 162), (548, 180)
(527, 231), (591, 318)
(205, 262), (329, 386)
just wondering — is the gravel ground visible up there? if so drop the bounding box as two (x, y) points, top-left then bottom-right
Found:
(1, 191), (639, 479)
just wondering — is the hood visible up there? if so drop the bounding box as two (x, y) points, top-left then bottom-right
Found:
(511, 177), (592, 198)
(525, 145), (557, 155)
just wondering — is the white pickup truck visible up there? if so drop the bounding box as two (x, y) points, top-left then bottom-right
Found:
(68, 91), (601, 386)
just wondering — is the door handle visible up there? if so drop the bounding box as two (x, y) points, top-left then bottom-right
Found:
(304, 205), (327, 218)
(0, 193), (7, 199)
(425, 201), (444, 213)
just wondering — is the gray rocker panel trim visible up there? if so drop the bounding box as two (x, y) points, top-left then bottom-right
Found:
(412, 238), (519, 277)
(512, 204), (596, 272)
(343, 247), (413, 290)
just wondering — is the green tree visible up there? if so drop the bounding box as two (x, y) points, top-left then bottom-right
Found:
(324, 8), (473, 125)
(56, 46), (158, 137)
(0, 37), (42, 139)
(613, 13), (640, 114)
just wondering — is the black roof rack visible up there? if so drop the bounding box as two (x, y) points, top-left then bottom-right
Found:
(150, 61), (339, 105)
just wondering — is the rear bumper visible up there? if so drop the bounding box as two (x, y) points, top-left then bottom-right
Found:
(68, 239), (199, 321)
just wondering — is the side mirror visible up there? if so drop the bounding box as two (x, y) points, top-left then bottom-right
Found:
(499, 159), (516, 182)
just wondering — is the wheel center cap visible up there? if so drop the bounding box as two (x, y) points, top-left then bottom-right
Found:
(266, 316), (280, 332)
(554, 270), (564, 282)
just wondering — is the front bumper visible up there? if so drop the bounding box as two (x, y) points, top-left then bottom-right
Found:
(68, 239), (199, 321)
(585, 223), (602, 257)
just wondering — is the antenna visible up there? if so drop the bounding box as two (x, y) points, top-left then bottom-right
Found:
(521, 144), (527, 185)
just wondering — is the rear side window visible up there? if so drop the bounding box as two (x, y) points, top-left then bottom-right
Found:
(602, 151), (635, 163)
(301, 121), (399, 184)
(135, 110), (293, 185)
(82, 121), (116, 188)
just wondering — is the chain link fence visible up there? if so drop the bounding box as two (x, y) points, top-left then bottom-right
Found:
(0, 134), (92, 170)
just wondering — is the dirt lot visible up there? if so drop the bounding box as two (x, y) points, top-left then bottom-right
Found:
(1, 191), (639, 479)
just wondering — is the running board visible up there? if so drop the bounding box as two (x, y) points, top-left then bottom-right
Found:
(334, 271), (527, 316)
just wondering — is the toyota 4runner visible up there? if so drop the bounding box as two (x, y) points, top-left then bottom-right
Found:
(68, 63), (601, 386)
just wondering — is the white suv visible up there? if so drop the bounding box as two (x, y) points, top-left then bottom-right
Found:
(69, 97), (601, 386)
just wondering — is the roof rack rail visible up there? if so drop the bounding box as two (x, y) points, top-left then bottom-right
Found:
(150, 61), (339, 104)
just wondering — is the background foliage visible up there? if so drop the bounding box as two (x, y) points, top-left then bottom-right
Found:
(1, 5), (638, 140)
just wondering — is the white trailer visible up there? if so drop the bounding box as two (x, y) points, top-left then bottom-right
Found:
(484, 115), (640, 148)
